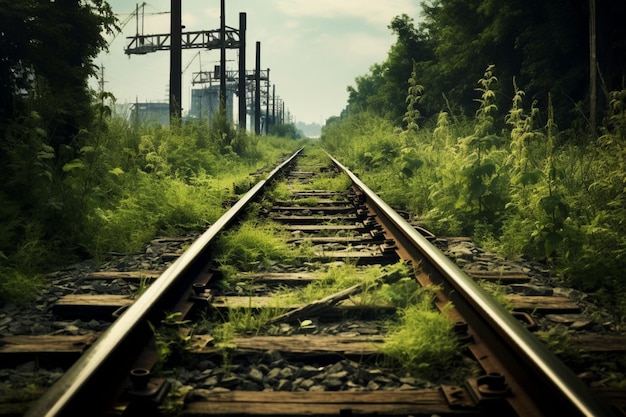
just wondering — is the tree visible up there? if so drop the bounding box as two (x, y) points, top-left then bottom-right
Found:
(345, 0), (626, 130)
(347, 14), (435, 124)
(0, 0), (117, 265)
(421, 0), (626, 127)
(0, 0), (117, 149)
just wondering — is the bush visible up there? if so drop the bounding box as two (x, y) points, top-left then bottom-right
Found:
(0, 268), (43, 306)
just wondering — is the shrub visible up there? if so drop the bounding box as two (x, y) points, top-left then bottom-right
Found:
(0, 269), (43, 305)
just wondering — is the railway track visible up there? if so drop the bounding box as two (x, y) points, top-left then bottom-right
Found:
(3, 147), (623, 416)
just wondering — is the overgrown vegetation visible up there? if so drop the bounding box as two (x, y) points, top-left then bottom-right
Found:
(149, 311), (192, 372)
(0, 113), (302, 305)
(380, 294), (461, 379)
(328, 2), (626, 326)
(285, 262), (424, 309)
(213, 219), (300, 273)
(322, 2), (626, 326)
(2, 1), (625, 333)
(324, 68), (626, 326)
(0, 3), (309, 306)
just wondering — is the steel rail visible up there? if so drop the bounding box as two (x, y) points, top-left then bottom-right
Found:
(330, 155), (617, 417)
(25, 148), (303, 417)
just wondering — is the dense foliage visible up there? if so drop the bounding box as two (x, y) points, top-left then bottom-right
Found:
(0, 1), (303, 304)
(323, 0), (626, 325)
(347, 0), (626, 128)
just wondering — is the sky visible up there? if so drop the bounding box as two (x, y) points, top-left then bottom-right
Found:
(94, 0), (421, 125)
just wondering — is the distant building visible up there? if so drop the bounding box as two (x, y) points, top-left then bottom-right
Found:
(127, 86), (235, 128)
(130, 102), (170, 127)
(188, 85), (234, 123)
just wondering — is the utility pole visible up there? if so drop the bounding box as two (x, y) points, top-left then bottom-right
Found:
(589, 0), (597, 134)
(170, 0), (182, 124)
(265, 68), (270, 134)
(98, 65), (106, 94)
(219, 0), (226, 113)
(254, 41), (261, 135)
(272, 84), (276, 129)
(238, 13), (247, 129)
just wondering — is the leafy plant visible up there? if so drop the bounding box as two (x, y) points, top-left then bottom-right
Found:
(458, 65), (507, 222)
(266, 182), (292, 201)
(211, 321), (236, 370)
(380, 296), (460, 379)
(0, 268), (43, 305)
(536, 328), (585, 366)
(226, 300), (288, 334)
(135, 272), (152, 298)
(213, 221), (296, 271)
(402, 61), (424, 134)
(148, 312), (192, 370)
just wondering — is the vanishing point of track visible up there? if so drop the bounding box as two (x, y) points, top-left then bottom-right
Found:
(25, 148), (618, 417)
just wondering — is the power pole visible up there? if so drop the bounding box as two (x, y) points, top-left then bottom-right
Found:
(589, 0), (597, 134)
(254, 41), (261, 135)
(170, 0), (182, 125)
(98, 65), (106, 94)
(219, 0), (226, 113)
(272, 84), (276, 129)
(265, 68), (270, 134)
(238, 13), (247, 129)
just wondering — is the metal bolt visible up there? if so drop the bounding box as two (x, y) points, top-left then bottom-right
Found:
(453, 321), (474, 344)
(130, 368), (150, 391)
(477, 373), (509, 397)
(192, 282), (206, 295)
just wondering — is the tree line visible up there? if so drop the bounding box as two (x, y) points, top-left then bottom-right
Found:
(344, 0), (626, 132)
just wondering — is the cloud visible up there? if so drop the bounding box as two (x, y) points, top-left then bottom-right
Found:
(272, 0), (418, 26)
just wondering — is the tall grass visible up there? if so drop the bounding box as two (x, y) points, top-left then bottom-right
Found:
(0, 105), (304, 305)
(213, 220), (297, 272)
(321, 69), (626, 325)
(380, 296), (460, 379)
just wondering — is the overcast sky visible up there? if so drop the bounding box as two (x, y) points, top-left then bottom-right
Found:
(93, 0), (421, 124)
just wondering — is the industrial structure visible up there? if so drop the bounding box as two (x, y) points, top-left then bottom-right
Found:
(130, 102), (170, 127)
(188, 84), (234, 122)
(123, 0), (288, 134)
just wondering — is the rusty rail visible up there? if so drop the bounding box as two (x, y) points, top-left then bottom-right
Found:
(330, 154), (617, 417)
(24, 149), (303, 417)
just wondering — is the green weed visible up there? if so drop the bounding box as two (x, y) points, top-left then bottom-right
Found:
(148, 312), (192, 371)
(213, 221), (296, 271)
(0, 269), (43, 305)
(211, 321), (236, 371)
(284, 262), (420, 308)
(536, 328), (587, 367)
(476, 280), (512, 311)
(291, 197), (320, 207)
(285, 263), (378, 304)
(227, 301), (288, 334)
(266, 182), (292, 201)
(380, 297), (460, 379)
(303, 172), (351, 192)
